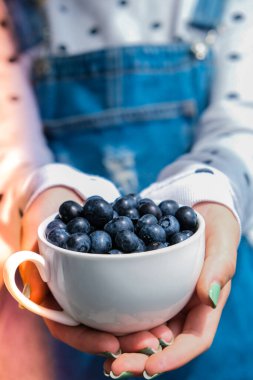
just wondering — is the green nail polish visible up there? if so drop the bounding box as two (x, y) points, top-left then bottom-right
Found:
(143, 370), (160, 379)
(23, 283), (31, 298)
(138, 347), (157, 355)
(103, 369), (110, 377)
(158, 337), (174, 347)
(110, 371), (134, 379)
(101, 349), (122, 358)
(209, 282), (221, 308)
(19, 283), (31, 309)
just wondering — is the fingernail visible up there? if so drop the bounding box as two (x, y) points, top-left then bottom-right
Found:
(103, 369), (110, 377)
(158, 336), (174, 348)
(109, 370), (134, 379)
(101, 349), (122, 358)
(19, 283), (31, 309)
(143, 370), (160, 379)
(209, 282), (221, 308)
(138, 345), (162, 355)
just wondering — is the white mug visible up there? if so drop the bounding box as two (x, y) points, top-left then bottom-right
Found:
(3, 212), (205, 335)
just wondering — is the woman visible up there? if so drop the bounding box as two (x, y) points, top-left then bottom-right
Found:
(0, 0), (253, 379)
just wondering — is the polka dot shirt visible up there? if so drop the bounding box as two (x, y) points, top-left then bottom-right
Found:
(1, 0), (253, 243)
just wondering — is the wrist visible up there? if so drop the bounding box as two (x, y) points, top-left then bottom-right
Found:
(20, 163), (120, 215)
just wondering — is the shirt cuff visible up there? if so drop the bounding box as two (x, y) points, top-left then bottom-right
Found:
(141, 163), (241, 233)
(20, 163), (121, 213)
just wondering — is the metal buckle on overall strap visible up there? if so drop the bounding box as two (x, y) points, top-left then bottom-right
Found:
(190, 29), (217, 60)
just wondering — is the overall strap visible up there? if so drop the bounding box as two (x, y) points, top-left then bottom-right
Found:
(190, 0), (228, 31)
(5, 0), (45, 52)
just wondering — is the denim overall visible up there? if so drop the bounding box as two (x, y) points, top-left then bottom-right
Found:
(9, 0), (253, 379)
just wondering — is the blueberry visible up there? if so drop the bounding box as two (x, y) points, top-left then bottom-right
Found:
(135, 214), (158, 233)
(66, 233), (91, 252)
(113, 195), (137, 213)
(59, 200), (83, 223)
(66, 217), (90, 234)
(159, 215), (180, 239)
(121, 208), (140, 223)
(104, 216), (134, 238)
(47, 228), (69, 248)
(134, 238), (146, 252)
(137, 198), (156, 207)
(127, 193), (141, 204)
(138, 203), (162, 219)
(115, 230), (140, 253)
(138, 224), (166, 244)
(169, 231), (192, 245)
(86, 195), (103, 202)
(113, 210), (119, 218)
(146, 242), (169, 251)
(181, 230), (194, 238)
(45, 219), (66, 237)
(108, 249), (123, 255)
(159, 200), (179, 216)
(83, 198), (114, 228)
(90, 231), (112, 254)
(175, 206), (198, 231)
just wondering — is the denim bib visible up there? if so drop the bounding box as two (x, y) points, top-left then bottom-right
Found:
(33, 44), (212, 194)
(8, 1), (253, 379)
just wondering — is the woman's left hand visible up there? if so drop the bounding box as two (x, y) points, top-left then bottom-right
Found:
(103, 202), (240, 378)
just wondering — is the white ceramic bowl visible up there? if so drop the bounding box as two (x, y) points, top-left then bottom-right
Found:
(4, 211), (205, 335)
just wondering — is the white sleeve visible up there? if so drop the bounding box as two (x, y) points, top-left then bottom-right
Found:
(0, 3), (120, 219)
(0, 2), (54, 210)
(142, 1), (253, 236)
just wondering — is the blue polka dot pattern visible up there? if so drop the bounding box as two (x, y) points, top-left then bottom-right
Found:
(118, 0), (128, 5)
(227, 92), (239, 99)
(232, 12), (245, 21)
(228, 53), (241, 60)
(151, 22), (161, 29)
(8, 56), (18, 63)
(89, 27), (99, 35)
(0, 19), (8, 28)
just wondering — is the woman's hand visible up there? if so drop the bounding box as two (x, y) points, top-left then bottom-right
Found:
(103, 202), (240, 378)
(0, 194), (21, 289)
(19, 187), (165, 357)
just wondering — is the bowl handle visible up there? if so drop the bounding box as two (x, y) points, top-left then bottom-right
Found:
(3, 251), (79, 326)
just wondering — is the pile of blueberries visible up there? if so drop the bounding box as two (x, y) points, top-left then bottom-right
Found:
(45, 194), (198, 254)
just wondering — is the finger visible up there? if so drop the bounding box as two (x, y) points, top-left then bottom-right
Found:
(118, 331), (161, 354)
(19, 242), (49, 304)
(105, 353), (148, 378)
(0, 195), (21, 288)
(44, 318), (120, 356)
(20, 222), (48, 303)
(194, 203), (239, 306)
(20, 187), (83, 303)
(149, 324), (174, 347)
(144, 282), (230, 376)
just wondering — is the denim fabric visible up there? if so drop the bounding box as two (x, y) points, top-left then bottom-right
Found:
(9, 0), (253, 379)
(189, 0), (228, 30)
(5, 0), (45, 52)
(32, 44), (212, 194)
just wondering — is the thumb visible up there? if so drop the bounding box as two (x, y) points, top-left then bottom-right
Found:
(0, 195), (21, 289)
(194, 202), (240, 308)
(20, 186), (83, 304)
